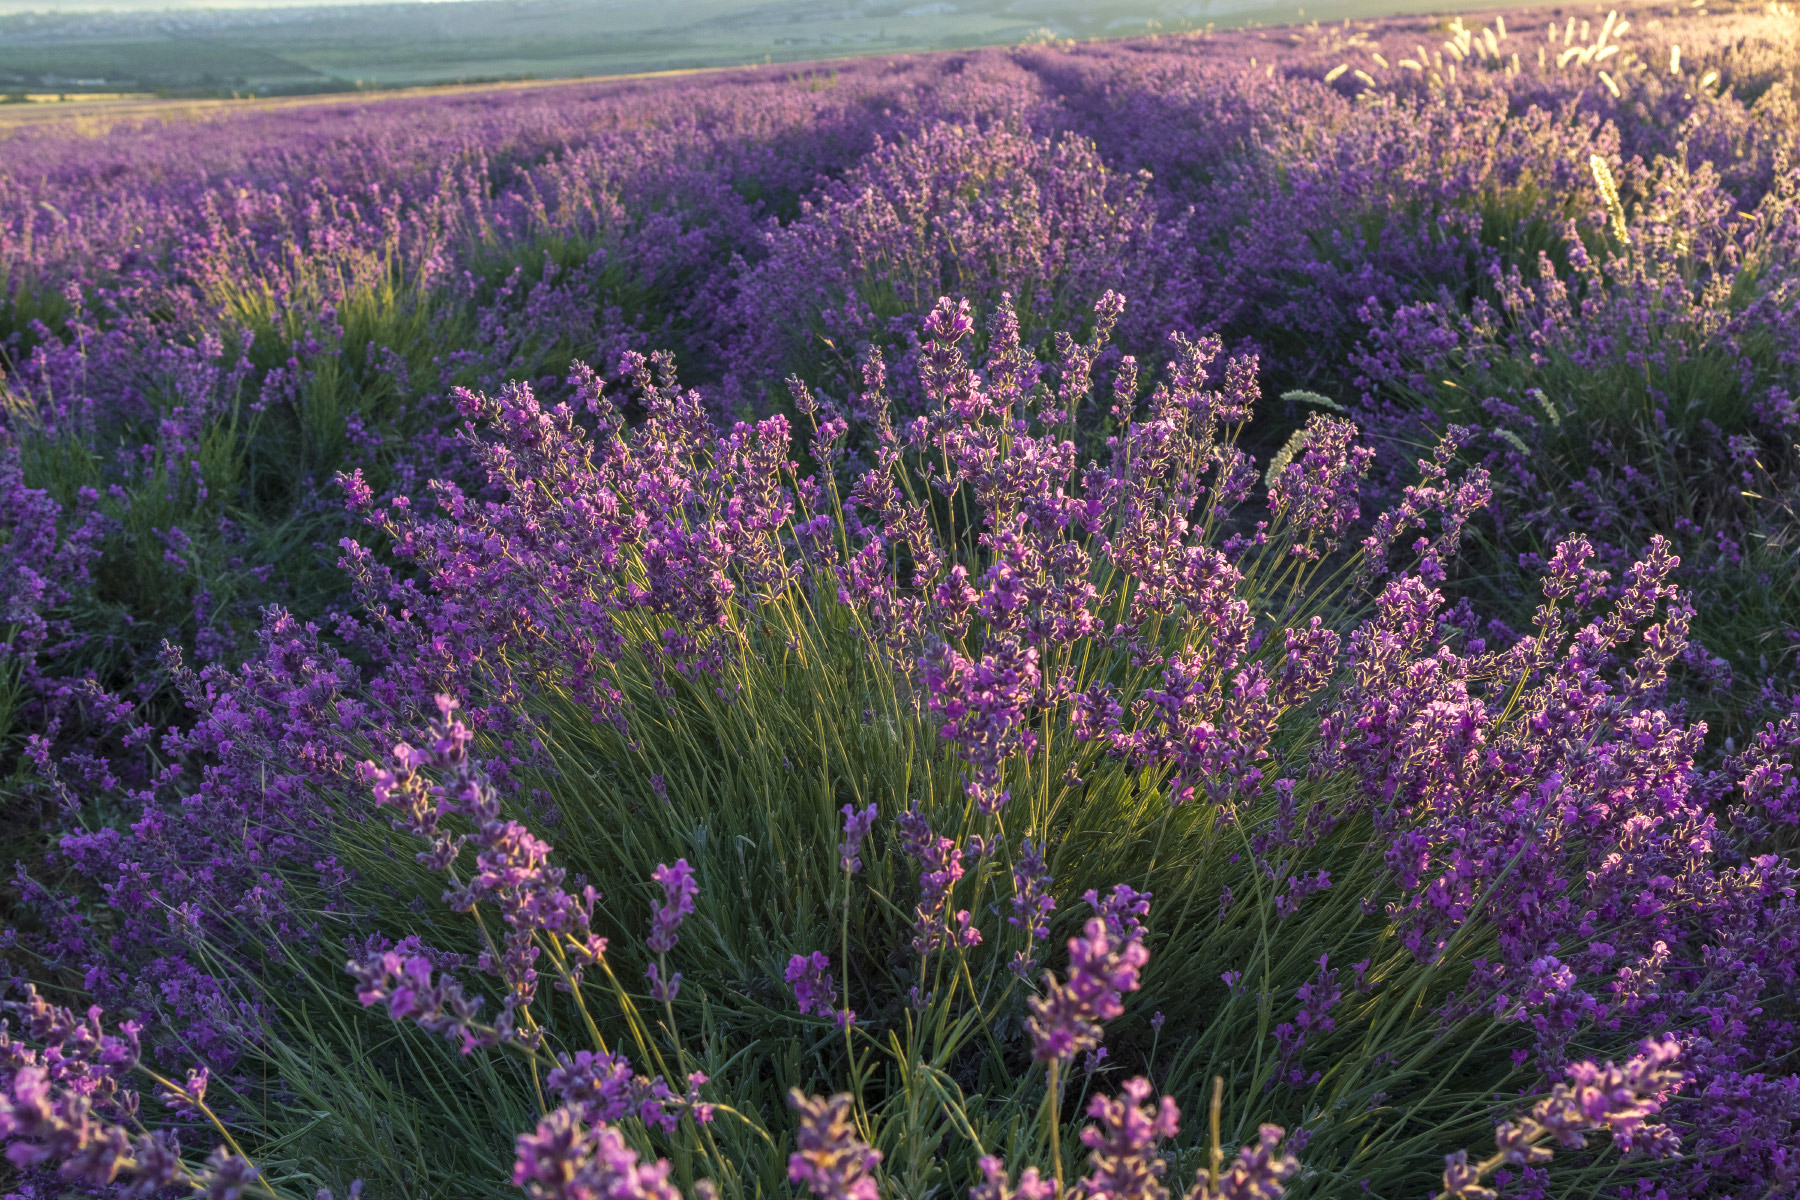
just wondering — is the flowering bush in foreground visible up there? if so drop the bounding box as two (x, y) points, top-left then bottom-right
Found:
(3, 288), (1794, 1199)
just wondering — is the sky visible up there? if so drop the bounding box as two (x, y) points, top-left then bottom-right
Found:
(0, 0), (486, 11)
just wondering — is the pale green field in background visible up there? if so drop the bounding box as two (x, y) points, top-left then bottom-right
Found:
(0, 0), (1567, 97)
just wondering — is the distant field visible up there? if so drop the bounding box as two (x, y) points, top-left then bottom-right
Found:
(0, 65), (743, 129)
(0, 0), (1565, 96)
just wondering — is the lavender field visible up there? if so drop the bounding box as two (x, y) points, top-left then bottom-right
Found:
(2, 3), (1799, 1197)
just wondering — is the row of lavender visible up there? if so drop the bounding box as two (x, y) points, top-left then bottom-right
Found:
(4, 4), (1797, 713)
(2, 2), (1798, 1198)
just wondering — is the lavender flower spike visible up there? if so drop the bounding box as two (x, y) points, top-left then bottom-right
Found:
(648, 860), (699, 955)
(1080, 1077), (1180, 1200)
(1028, 916), (1150, 1064)
(1186, 1125), (1299, 1200)
(788, 1091), (882, 1200)
(513, 1108), (685, 1200)
(840, 804), (878, 874)
(786, 951), (837, 1019)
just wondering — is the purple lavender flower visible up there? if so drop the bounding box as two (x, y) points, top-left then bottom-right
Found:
(647, 861), (698, 956)
(1187, 1125), (1299, 1200)
(1028, 917), (1150, 1064)
(1440, 1038), (1689, 1200)
(203, 1147), (262, 1200)
(548, 1052), (654, 1127)
(1272, 871), (1331, 920)
(1531, 1037), (1688, 1156)
(347, 950), (495, 1054)
(1009, 840), (1056, 979)
(896, 810), (973, 957)
(354, 698), (609, 1040)
(0, 990), (238, 1195)
(839, 804), (878, 874)
(923, 638), (1041, 815)
(154, 1067), (209, 1116)
(513, 1109), (684, 1200)
(1085, 885), (1151, 943)
(1271, 957), (1342, 1091)
(1079, 1077), (1179, 1200)
(970, 1155), (1058, 1200)
(787, 1091), (881, 1200)
(645, 962), (683, 1006)
(786, 952), (837, 1020)
(1358, 431), (1491, 583)
(1266, 413), (1375, 551)
(124, 1131), (187, 1198)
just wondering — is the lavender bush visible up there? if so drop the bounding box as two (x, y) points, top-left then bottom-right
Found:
(2, 3), (1798, 1198)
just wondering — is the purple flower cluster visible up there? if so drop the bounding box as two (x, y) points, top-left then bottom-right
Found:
(545, 1052), (705, 1137)
(786, 952), (839, 1022)
(839, 804), (878, 875)
(513, 1109), (684, 1200)
(356, 695), (609, 1044)
(1079, 1076), (1180, 1200)
(1265, 413), (1376, 554)
(343, 702), (722, 1156)
(0, 986), (257, 1197)
(1009, 840), (1057, 979)
(897, 809), (978, 961)
(1188, 1125), (1299, 1200)
(978, 1077), (1299, 1200)
(1028, 915), (1150, 1066)
(347, 947), (491, 1053)
(1270, 957), (1342, 1091)
(924, 638), (1042, 815)
(787, 1091), (881, 1200)
(649, 863), (698, 949)
(0, 445), (106, 745)
(1441, 1037), (1690, 1200)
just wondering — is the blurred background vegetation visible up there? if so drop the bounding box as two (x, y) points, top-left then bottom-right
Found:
(0, 0), (1557, 102)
